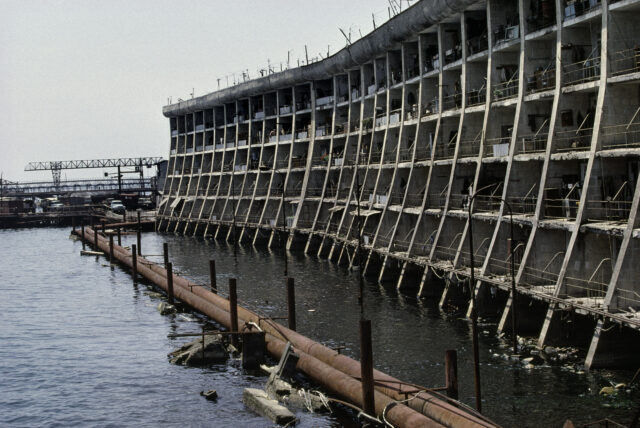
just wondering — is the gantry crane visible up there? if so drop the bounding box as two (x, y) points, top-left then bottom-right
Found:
(25, 157), (164, 192)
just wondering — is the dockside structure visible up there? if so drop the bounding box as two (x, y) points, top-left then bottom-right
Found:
(159, 0), (640, 368)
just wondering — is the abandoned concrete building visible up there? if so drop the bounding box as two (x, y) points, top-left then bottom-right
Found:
(158, 0), (640, 368)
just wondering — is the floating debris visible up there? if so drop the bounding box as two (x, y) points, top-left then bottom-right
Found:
(200, 390), (218, 401)
(157, 302), (177, 315)
(168, 334), (227, 366)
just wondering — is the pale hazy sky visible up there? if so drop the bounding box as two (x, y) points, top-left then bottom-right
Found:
(1, 0), (397, 181)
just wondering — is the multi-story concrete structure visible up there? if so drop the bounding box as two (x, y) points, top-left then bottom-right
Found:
(158, 0), (640, 368)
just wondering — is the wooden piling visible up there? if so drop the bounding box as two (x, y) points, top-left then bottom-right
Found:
(445, 350), (459, 400)
(167, 262), (175, 304)
(109, 235), (114, 262)
(287, 277), (296, 331)
(131, 244), (137, 283)
(229, 278), (239, 348)
(94, 229), (98, 248)
(117, 227), (121, 246)
(209, 260), (217, 293)
(359, 319), (375, 417)
(81, 224), (86, 250)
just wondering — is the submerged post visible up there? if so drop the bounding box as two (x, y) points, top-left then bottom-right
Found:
(167, 262), (175, 305)
(117, 227), (121, 246)
(287, 277), (296, 331)
(131, 244), (138, 283)
(209, 260), (217, 293)
(445, 350), (459, 400)
(109, 235), (114, 262)
(229, 278), (239, 348)
(163, 242), (169, 269)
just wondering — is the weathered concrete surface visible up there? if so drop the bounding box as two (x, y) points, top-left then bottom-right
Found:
(243, 388), (297, 426)
(266, 377), (328, 413)
(168, 335), (227, 366)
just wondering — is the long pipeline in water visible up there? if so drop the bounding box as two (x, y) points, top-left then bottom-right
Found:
(74, 227), (498, 428)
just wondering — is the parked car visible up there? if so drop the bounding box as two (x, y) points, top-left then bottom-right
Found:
(110, 200), (126, 214)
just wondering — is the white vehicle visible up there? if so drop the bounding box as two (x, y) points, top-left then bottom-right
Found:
(110, 200), (126, 214)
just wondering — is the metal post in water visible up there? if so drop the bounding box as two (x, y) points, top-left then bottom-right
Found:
(508, 237), (517, 355)
(117, 227), (121, 246)
(167, 262), (175, 305)
(209, 260), (217, 293)
(229, 278), (239, 348)
(163, 242), (169, 269)
(131, 244), (138, 284)
(359, 319), (375, 417)
(445, 350), (459, 400)
(287, 277), (296, 331)
(109, 235), (114, 262)
(468, 193), (482, 413)
(136, 211), (142, 256)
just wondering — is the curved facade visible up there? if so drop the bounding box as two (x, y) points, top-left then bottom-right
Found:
(158, 0), (640, 368)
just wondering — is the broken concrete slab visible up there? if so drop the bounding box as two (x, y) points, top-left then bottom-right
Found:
(168, 334), (227, 366)
(266, 378), (328, 413)
(243, 388), (296, 426)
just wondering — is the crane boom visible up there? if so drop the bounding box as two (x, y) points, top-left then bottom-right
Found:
(24, 157), (164, 171)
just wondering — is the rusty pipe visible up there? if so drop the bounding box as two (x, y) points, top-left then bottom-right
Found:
(75, 228), (441, 427)
(77, 228), (496, 428)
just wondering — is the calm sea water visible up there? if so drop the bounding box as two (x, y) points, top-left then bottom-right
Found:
(0, 227), (637, 427)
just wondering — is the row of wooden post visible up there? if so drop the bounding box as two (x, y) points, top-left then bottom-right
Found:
(86, 223), (459, 412)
